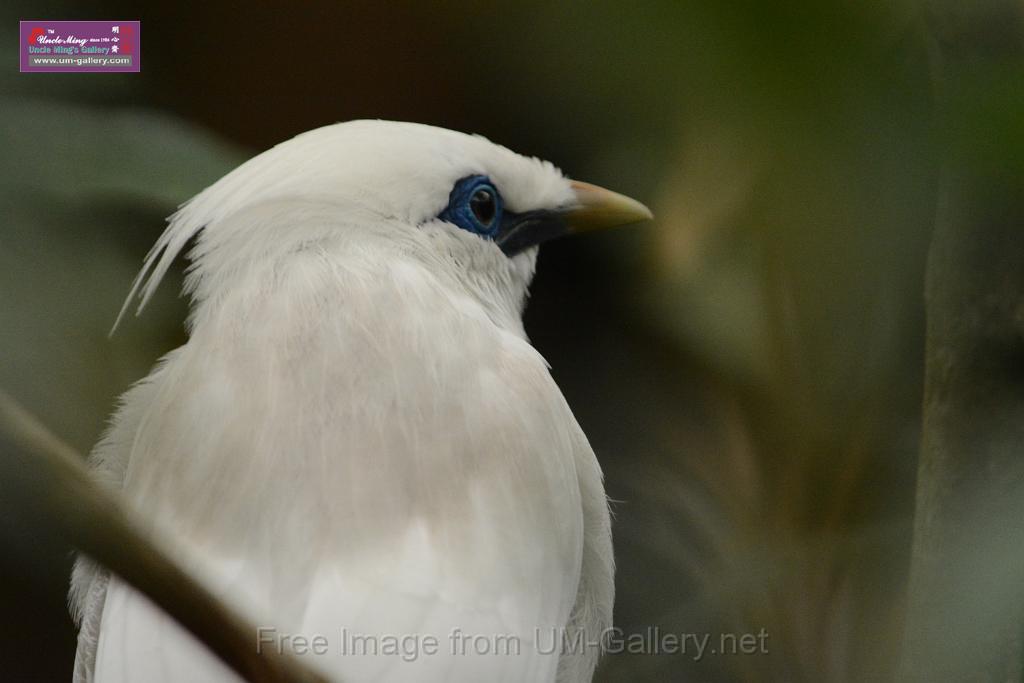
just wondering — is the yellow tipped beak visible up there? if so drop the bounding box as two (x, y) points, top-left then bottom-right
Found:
(494, 179), (652, 255)
(565, 180), (654, 234)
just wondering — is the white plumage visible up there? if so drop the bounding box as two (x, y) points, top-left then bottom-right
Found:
(70, 121), (645, 682)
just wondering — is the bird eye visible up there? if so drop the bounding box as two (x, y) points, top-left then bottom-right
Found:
(469, 187), (496, 227)
(439, 175), (504, 237)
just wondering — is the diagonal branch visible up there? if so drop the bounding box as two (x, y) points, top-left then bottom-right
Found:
(0, 389), (330, 683)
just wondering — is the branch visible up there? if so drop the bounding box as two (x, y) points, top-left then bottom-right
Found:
(0, 389), (330, 683)
(900, 2), (1024, 678)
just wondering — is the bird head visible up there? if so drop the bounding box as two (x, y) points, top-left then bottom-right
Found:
(117, 120), (651, 333)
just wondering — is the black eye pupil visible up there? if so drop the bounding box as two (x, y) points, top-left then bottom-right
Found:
(469, 189), (496, 226)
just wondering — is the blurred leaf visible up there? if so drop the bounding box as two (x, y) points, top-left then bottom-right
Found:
(0, 97), (246, 453)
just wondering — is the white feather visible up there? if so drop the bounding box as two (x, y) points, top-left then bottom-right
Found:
(72, 121), (613, 683)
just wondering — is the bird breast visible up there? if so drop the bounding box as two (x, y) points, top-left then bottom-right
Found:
(118, 240), (586, 643)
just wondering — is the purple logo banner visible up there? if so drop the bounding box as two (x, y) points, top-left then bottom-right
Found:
(20, 20), (140, 73)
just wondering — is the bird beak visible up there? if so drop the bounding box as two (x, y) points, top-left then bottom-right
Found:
(495, 180), (652, 256)
(564, 180), (654, 235)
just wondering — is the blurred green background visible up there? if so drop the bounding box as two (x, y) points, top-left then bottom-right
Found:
(3, 1), (1019, 681)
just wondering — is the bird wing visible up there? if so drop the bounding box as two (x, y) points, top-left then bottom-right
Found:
(556, 423), (615, 683)
(70, 373), (160, 683)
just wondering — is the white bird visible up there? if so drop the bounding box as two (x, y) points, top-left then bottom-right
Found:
(68, 120), (651, 683)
